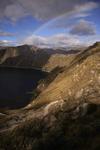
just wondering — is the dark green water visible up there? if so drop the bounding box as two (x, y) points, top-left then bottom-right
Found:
(0, 67), (47, 109)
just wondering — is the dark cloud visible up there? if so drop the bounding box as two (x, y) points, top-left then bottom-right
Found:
(0, 0), (28, 22)
(70, 19), (96, 36)
(0, 0), (98, 22)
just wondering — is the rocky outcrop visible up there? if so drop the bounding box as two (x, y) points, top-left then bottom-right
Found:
(0, 98), (100, 150)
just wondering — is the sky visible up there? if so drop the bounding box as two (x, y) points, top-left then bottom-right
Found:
(0, 0), (100, 48)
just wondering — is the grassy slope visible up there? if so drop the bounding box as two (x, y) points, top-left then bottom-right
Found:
(29, 42), (100, 108)
(0, 42), (100, 150)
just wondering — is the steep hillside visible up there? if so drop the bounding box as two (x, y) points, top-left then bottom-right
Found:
(0, 42), (99, 150)
(29, 42), (100, 108)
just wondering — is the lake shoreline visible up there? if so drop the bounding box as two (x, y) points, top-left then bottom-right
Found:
(0, 67), (47, 109)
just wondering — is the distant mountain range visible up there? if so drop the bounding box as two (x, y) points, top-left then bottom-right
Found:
(0, 44), (81, 72)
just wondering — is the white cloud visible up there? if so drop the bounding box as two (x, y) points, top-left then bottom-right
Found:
(74, 1), (98, 12)
(22, 33), (81, 48)
(0, 40), (12, 46)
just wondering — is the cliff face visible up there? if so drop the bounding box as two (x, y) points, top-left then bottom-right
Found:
(0, 42), (100, 150)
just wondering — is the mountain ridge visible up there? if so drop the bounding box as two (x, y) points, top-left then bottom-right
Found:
(0, 45), (80, 72)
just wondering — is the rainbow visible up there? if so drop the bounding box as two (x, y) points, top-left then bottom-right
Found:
(33, 11), (73, 35)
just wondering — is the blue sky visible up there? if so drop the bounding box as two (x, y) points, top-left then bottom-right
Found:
(0, 0), (100, 47)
